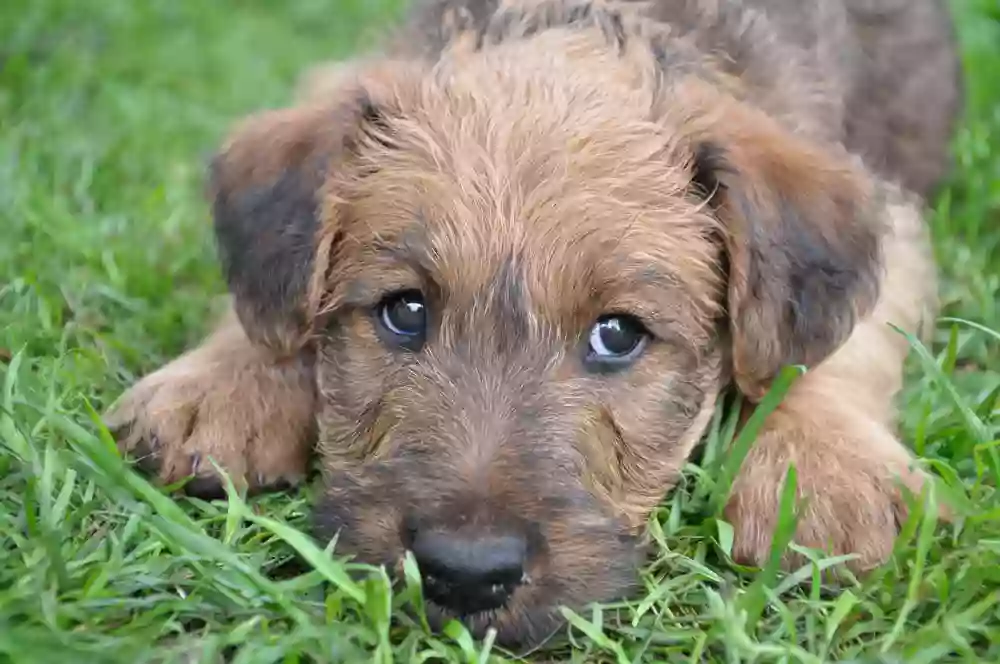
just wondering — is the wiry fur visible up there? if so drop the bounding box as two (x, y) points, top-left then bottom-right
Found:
(106, 0), (961, 647)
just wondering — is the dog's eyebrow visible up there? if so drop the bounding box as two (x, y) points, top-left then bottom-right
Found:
(326, 235), (438, 308)
(598, 260), (687, 293)
(370, 231), (437, 280)
(339, 271), (423, 308)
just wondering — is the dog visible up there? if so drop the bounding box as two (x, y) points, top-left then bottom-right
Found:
(106, 0), (963, 646)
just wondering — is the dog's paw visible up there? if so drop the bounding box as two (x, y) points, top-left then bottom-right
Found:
(723, 423), (929, 573)
(104, 345), (315, 499)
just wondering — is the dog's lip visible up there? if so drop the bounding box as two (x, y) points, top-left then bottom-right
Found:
(422, 597), (566, 652)
(425, 598), (500, 622)
(422, 597), (507, 641)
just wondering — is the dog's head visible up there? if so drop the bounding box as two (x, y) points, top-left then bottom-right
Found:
(208, 21), (882, 646)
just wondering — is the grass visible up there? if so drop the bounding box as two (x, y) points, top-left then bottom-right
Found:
(0, 0), (998, 661)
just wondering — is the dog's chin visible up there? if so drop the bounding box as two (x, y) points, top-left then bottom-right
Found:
(422, 599), (567, 651)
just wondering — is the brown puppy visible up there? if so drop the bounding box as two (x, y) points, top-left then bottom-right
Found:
(106, 0), (963, 646)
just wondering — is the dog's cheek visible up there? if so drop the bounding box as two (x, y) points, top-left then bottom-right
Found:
(535, 506), (646, 606)
(577, 345), (722, 525)
(314, 465), (407, 566)
(316, 311), (400, 462)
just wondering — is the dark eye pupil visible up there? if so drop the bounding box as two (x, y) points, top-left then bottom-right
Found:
(598, 317), (640, 354)
(390, 298), (424, 333)
(384, 292), (425, 335)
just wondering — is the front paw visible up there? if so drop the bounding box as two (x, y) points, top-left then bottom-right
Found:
(723, 426), (930, 573)
(104, 349), (314, 499)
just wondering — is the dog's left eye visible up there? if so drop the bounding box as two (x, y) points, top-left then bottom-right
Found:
(376, 290), (427, 350)
(585, 315), (649, 366)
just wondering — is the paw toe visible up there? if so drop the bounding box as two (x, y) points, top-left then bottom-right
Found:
(107, 416), (164, 476)
(183, 474), (227, 500)
(249, 472), (303, 496)
(130, 433), (163, 475)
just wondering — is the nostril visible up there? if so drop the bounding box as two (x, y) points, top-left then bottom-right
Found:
(410, 530), (527, 614)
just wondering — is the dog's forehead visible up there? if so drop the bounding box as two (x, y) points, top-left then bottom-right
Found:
(331, 37), (724, 328)
(339, 137), (721, 335)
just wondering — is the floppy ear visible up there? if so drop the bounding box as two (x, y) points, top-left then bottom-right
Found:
(678, 85), (884, 400)
(208, 88), (374, 353)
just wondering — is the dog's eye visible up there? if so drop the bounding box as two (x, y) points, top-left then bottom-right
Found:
(376, 290), (427, 349)
(585, 315), (649, 366)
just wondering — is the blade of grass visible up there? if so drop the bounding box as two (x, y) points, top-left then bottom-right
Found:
(737, 463), (801, 628)
(711, 365), (805, 516)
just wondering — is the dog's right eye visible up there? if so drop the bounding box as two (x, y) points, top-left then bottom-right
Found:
(376, 290), (427, 350)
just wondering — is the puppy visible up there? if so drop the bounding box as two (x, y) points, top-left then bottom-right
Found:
(107, 0), (963, 646)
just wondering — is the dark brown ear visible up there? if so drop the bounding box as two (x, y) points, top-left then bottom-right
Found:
(208, 90), (374, 353)
(679, 86), (884, 400)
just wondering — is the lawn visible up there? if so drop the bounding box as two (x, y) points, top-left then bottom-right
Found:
(1, 0), (998, 662)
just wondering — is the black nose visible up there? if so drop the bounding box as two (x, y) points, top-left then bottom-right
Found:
(410, 529), (527, 615)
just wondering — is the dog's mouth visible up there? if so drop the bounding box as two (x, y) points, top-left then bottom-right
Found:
(425, 599), (501, 627)
(421, 596), (566, 650)
(421, 571), (528, 617)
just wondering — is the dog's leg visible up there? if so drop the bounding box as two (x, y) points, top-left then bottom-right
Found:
(725, 187), (940, 571)
(105, 304), (316, 499)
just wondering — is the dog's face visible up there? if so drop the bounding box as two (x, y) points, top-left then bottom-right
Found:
(209, 26), (882, 645)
